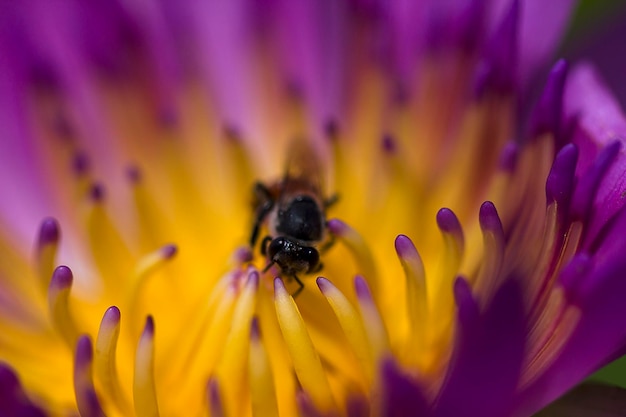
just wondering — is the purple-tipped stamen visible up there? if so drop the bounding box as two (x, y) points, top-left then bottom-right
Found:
(530, 59), (569, 140)
(394, 234), (419, 260)
(160, 244), (178, 260)
(89, 183), (105, 202)
(546, 143), (579, 208)
(273, 277), (288, 297)
(233, 246), (253, 264)
(558, 253), (593, 304)
(103, 306), (121, 325)
(354, 275), (372, 301)
(247, 270), (259, 289)
(125, 165), (142, 183)
(37, 217), (60, 247)
(315, 277), (332, 294)
(326, 218), (347, 236)
(437, 208), (463, 235)
(51, 265), (73, 289)
(72, 152), (90, 176)
(499, 141), (519, 172)
(296, 390), (324, 417)
(381, 133), (396, 154)
(75, 335), (93, 366)
(207, 378), (225, 417)
(453, 276), (479, 324)
(143, 315), (155, 336)
(437, 208), (464, 237)
(324, 119), (339, 140)
(479, 201), (504, 234)
(474, 0), (519, 97)
(250, 316), (260, 340)
(570, 140), (621, 221)
(74, 335), (106, 417)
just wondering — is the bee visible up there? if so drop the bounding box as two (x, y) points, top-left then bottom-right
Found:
(250, 140), (336, 297)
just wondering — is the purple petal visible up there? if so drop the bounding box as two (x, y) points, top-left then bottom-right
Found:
(563, 63), (626, 248)
(380, 358), (431, 417)
(570, 140), (620, 223)
(474, 0), (519, 97)
(346, 394), (370, 417)
(436, 279), (525, 417)
(487, 0), (577, 86)
(0, 363), (46, 417)
(516, 211), (626, 414)
(181, 0), (259, 141)
(270, 0), (349, 132)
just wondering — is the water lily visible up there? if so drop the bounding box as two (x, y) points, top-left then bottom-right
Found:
(2, 0), (626, 416)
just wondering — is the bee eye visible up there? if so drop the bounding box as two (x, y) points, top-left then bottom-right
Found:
(302, 247), (319, 265)
(267, 237), (285, 257)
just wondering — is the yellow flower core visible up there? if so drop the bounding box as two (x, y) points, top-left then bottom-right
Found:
(0, 53), (578, 417)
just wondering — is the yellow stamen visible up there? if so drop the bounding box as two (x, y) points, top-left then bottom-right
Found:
(527, 202), (559, 309)
(216, 271), (259, 416)
(172, 278), (239, 405)
(474, 204), (505, 307)
(317, 277), (373, 386)
(522, 303), (581, 387)
(327, 219), (378, 297)
(127, 244), (178, 310)
(555, 221), (584, 274)
(273, 278), (336, 411)
(73, 335), (106, 417)
(394, 235), (428, 369)
(48, 266), (79, 347)
(248, 318), (280, 417)
(35, 217), (60, 292)
(353, 276), (390, 364)
(430, 209), (464, 350)
(129, 168), (169, 250)
(85, 185), (133, 284)
(208, 378), (227, 417)
(94, 306), (132, 415)
(134, 316), (160, 417)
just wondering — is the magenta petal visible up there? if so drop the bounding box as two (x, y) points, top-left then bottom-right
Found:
(488, 0), (577, 86)
(0, 363), (46, 417)
(517, 211), (626, 415)
(474, 0), (519, 97)
(564, 64), (626, 248)
(435, 279), (525, 417)
(185, 0), (259, 140)
(380, 358), (431, 417)
(270, 0), (349, 130)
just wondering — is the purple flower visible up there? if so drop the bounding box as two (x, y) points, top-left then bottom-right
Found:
(1, 1), (626, 416)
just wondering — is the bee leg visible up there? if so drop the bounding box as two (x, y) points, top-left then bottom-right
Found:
(319, 233), (336, 254)
(260, 236), (272, 256)
(324, 194), (339, 208)
(250, 183), (274, 247)
(292, 275), (305, 298)
(310, 262), (323, 274)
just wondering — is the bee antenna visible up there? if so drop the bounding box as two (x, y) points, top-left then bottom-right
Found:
(263, 261), (275, 273)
